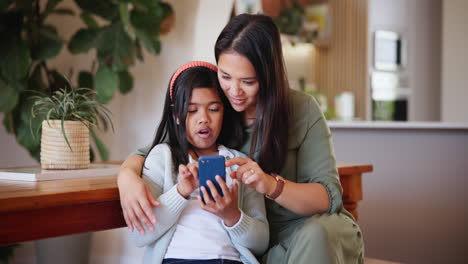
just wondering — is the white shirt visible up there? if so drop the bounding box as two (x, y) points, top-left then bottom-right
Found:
(164, 146), (241, 261)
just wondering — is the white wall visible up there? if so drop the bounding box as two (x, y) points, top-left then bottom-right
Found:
(441, 0), (468, 122)
(332, 127), (468, 263)
(408, 0), (442, 121)
(2, 0), (234, 263)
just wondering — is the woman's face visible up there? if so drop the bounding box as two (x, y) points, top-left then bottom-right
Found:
(185, 87), (224, 156)
(217, 52), (259, 119)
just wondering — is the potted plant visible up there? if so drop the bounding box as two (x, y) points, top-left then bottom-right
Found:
(31, 73), (113, 169)
(0, 0), (173, 162)
(0, 0), (173, 261)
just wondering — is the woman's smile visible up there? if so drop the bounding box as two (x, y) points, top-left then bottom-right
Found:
(229, 96), (247, 106)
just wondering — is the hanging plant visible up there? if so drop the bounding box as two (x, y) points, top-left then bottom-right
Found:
(0, 0), (174, 161)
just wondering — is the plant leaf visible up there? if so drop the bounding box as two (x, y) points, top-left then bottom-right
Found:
(78, 71), (93, 89)
(134, 28), (160, 55)
(97, 23), (134, 71)
(39, 24), (59, 38)
(44, 0), (63, 14)
(74, 0), (119, 21)
(61, 118), (73, 151)
(17, 97), (41, 151)
(68, 28), (100, 54)
(80, 12), (98, 29)
(28, 64), (47, 92)
(119, 3), (130, 25)
(132, 0), (166, 18)
(31, 27), (63, 60)
(0, 35), (30, 82)
(49, 70), (71, 92)
(90, 128), (109, 161)
(97, 106), (114, 132)
(17, 121), (40, 150)
(130, 9), (161, 32)
(94, 65), (118, 104)
(274, 4), (304, 35)
(118, 70), (133, 94)
(0, 78), (19, 112)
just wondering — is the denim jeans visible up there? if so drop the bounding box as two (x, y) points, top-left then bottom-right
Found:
(162, 259), (243, 264)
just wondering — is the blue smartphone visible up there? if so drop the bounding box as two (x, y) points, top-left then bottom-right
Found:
(198, 155), (226, 202)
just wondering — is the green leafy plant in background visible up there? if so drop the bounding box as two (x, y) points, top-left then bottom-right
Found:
(274, 0), (304, 36)
(0, 0), (173, 161)
(31, 73), (114, 153)
(273, 0), (325, 44)
(0, 1), (172, 260)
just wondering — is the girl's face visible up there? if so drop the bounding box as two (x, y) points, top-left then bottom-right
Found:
(217, 52), (259, 121)
(185, 88), (224, 156)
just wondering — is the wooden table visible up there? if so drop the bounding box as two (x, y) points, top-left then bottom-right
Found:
(0, 163), (372, 246)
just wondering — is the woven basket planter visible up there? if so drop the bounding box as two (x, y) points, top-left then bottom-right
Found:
(40, 120), (90, 169)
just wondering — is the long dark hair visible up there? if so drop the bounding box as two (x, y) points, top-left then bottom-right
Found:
(215, 14), (290, 174)
(145, 66), (244, 172)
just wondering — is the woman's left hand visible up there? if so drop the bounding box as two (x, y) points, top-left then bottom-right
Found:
(226, 157), (276, 196)
(198, 175), (241, 227)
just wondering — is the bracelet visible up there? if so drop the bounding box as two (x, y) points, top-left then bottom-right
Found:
(265, 173), (285, 200)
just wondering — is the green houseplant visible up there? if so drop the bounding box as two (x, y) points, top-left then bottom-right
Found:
(0, 0), (173, 162)
(0, 0), (173, 260)
(31, 73), (113, 168)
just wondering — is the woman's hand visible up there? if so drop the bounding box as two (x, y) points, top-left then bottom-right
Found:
(117, 158), (160, 234)
(227, 157), (331, 216)
(226, 157), (276, 196)
(199, 176), (241, 227)
(177, 162), (199, 198)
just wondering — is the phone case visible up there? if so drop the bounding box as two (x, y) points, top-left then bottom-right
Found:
(198, 155), (226, 202)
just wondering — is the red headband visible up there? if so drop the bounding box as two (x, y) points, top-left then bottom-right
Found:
(169, 61), (218, 101)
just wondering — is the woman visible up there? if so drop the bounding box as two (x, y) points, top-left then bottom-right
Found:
(118, 14), (364, 264)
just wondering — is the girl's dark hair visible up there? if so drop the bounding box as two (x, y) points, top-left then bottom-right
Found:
(145, 66), (244, 172)
(215, 14), (290, 174)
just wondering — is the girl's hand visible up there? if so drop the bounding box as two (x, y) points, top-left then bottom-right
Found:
(199, 176), (241, 227)
(226, 157), (276, 196)
(177, 162), (199, 198)
(118, 166), (160, 234)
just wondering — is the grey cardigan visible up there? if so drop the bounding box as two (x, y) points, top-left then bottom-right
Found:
(129, 144), (269, 264)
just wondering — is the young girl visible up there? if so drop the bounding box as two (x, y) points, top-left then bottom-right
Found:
(129, 61), (269, 264)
